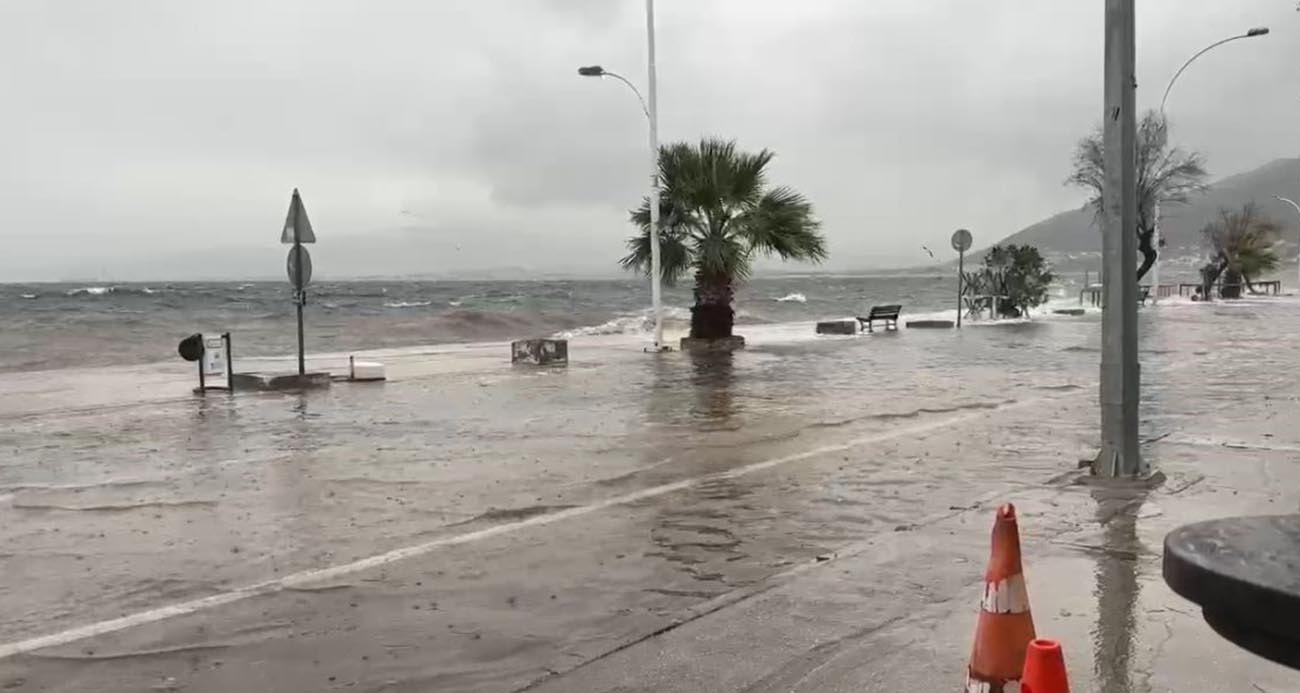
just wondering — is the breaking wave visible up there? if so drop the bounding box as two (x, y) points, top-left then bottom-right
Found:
(556, 307), (692, 338)
(64, 286), (160, 297)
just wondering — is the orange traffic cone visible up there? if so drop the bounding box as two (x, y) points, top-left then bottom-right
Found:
(1021, 639), (1071, 693)
(965, 503), (1036, 693)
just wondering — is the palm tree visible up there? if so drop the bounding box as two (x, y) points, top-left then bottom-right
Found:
(621, 138), (826, 342)
(1067, 110), (1208, 281)
(1201, 202), (1281, 298)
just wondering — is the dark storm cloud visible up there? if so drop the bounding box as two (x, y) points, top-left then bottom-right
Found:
(1, 0), (1298, 280)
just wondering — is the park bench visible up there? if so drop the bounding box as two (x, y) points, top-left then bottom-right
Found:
(857, 304), (901, 333)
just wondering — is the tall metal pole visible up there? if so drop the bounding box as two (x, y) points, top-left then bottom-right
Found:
(956, 250), (964, 329)
(645, 0), (664, 351)
(1097, 0), (1143, 477)
(294, 238), (305, 376)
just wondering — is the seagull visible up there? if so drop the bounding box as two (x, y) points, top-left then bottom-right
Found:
(921, 246), (935, 259)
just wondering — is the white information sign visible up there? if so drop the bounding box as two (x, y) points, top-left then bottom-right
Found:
(202, 336), (228, 378)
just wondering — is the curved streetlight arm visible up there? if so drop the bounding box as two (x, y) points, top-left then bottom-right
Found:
(1274, 197), (1300, 291)
(1161, 28), (1269, 113)
(583, 68), (651, 120)
(1274, 196), (1300, 216)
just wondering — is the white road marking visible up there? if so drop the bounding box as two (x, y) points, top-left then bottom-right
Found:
(0, 391), (1069, 660)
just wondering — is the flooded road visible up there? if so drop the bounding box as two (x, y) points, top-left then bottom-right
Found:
(1, 300), (1298, 691)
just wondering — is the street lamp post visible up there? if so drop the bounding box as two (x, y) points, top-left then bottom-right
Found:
(578, 0), (666, 352)
(1152, 27), (1269, 302)
(1272, 196), (1300, 291)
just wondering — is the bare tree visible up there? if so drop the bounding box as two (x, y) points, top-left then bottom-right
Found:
(1067, 110), (1209, 281)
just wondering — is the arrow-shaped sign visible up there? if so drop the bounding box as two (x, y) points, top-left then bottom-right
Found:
(280, 188), (317, 244)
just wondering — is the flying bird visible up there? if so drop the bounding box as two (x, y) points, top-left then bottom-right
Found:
(921, 246), (935, 259)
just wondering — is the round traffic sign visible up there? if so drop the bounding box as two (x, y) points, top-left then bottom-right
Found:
(287, 246), (313, 288)
(951, 228), (973, 253)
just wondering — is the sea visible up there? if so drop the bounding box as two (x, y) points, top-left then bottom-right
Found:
(0, 273), (1101, 373)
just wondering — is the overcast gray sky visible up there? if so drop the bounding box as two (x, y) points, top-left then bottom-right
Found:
(2, 0), (1299, 281)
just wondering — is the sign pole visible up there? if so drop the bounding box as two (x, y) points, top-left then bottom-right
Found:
(197, 333), (207, 393)
(295, 239), (305, 376)
(957, 249), (965, 329)
(224, 333), (234, 392)
(282, 188), (315, 378)
(951, 229), (973, 329)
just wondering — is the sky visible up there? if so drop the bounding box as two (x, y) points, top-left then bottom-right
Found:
(3, 0), (1300, 281)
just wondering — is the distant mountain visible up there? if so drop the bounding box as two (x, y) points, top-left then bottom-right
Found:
(997, 157), (1300, 275)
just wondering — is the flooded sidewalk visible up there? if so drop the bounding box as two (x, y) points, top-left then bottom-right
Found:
(525, 390), (1300, 692)
(1, 299), (1298, 691)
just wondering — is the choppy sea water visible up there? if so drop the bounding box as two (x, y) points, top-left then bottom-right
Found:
(0, 273), (1104, 373)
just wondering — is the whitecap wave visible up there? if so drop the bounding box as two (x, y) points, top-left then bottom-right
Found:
(67, 286), (112, 296)
(557, 314), (653, 338)
(385, 300), (433, 309)
(555, 306), (691, 338)
(775, 292), (807, 303)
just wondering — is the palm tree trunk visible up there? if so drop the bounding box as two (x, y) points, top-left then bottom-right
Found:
(1200, 260), (1225, 300)
(1221, 268), (1243, 299)
(1136, 224), (1156, 282)
(690, 271), (734, 339)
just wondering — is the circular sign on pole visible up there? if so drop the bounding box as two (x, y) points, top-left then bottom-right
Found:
(951, 228), (973, 253)
(286, 246), (313, 288)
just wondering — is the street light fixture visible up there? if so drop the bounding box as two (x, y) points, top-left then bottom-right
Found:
(1161, 27), (1270, 113)
(1149, 26), (1270, 303)
(576, 0), (667, 353)
(576, 66), (650, 119)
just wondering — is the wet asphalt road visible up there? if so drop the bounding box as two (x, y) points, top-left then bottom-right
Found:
(1, 300), (1297, 691)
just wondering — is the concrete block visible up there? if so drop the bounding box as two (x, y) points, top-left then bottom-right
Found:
(816, 320), (857, 335)
(349, 359), (386, 382)
(512, 338), (568, 366)
(680, 336), (746, 352)
(906, 320), (954, 329)
(230, 372), (332, 392)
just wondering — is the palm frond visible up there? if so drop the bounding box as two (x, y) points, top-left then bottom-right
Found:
(734, 186), (827, 262)
(619, 220), (692, 286)
(694, 228), (751, 281)
(1201, 202), (1282, 278)
(620, 138), (825, 292)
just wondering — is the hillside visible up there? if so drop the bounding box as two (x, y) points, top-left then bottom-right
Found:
(997, 157), (1300, 274)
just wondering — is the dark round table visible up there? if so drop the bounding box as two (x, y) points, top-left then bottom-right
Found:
(1164, 515), (1300, 670)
